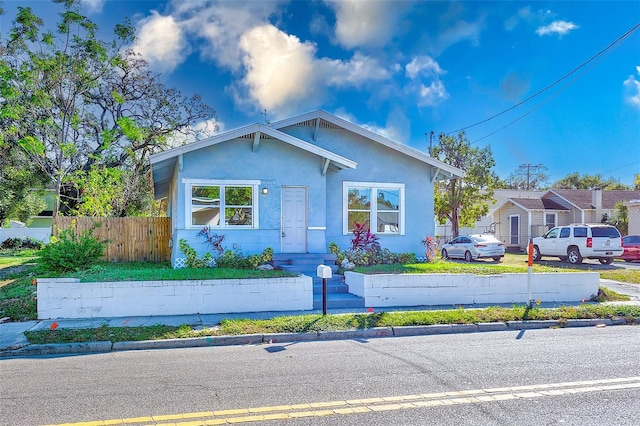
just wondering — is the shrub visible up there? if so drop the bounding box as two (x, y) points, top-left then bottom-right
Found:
(215, 247), (274, 269)
(1, 238), (23, 250)
(421, 236), (438, 262)
(38, 225), (106, 272)
(197, 226), (225, 255)
(178, 239), (213, 268)
(350, 222), (380, 253)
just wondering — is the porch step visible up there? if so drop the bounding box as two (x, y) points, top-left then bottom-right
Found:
(313, 292), (365, 310)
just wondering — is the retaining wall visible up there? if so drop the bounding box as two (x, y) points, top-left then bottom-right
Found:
(344, 272), (599, 307)
(37, 276), (313, 319)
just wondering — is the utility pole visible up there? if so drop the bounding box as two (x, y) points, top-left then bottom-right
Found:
(514, 163), (545, 190)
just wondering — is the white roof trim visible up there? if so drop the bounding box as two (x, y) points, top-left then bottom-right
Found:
(150, 123), (356, 170)
(270, 110), (464, 179)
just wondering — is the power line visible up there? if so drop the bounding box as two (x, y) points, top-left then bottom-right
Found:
(444, 23), (639, 137)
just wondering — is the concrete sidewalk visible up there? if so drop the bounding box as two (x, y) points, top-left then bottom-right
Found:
(2, 280), (638, 357)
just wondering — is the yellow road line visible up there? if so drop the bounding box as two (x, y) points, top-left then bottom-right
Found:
(44, 376), (640, 426)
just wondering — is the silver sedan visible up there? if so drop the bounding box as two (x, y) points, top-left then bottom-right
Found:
(441, 234), (505, 262)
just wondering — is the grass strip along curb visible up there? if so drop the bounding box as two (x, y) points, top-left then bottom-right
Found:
(20, 305), (640, 346)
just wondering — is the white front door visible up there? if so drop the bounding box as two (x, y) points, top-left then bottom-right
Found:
(281, 186), (307, 253)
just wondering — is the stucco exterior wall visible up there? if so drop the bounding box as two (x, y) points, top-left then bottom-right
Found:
(171, 136), (329, 261)
(283, 125), (435, 254)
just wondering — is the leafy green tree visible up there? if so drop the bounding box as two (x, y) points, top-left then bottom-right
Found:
(0, 0), (216, 217)
(606, 201), (628, 236)
(634, 173), (640, 190)
(0, 143), (47, 224)
(552, 172), (630, 190)
(432, 132), (501, 237)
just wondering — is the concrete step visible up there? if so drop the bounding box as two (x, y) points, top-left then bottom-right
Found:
(313, 292), (365, 310)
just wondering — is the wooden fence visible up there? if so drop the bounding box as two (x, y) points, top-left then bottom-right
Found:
(52, 217), (171, 263)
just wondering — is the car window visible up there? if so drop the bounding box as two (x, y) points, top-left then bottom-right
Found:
(591, 227), (621, 238)
(462, 237), (471, 244)
(451, 237), (461, 244)
(573, 227), (587, 238)
(629, 236), (640, 244)
(559, 228), (570, 238)
(546, 228), (559, 238)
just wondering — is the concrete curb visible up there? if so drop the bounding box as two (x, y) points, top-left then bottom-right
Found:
(2, 319), (637, 357)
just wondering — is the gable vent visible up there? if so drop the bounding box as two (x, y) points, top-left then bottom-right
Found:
(238, 132), (276, 140)
(290, 119), (340, 129)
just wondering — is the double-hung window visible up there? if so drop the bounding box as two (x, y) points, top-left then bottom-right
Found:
(186, 180), (259, 228)
(343, 182), (404, 235)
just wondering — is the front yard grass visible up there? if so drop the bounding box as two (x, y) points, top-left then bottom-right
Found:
(24, 305), (640, 344)
(1, 251), (638, 328)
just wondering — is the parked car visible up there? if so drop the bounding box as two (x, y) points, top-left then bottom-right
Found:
(528, 224), (623, 265)
(619, 235), (640, 262)
(441, 234), (505, 262)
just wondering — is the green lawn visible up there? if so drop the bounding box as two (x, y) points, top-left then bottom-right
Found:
(25, 305), (640, 344)
(1, 250), (638, 331)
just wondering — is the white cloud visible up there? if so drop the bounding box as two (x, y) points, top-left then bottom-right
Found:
(81, 0), (105, 14)
(133, 11), (188, 74)
(237, 25), (390, 115)
(238, 25), (317, 112)
(419, 80), (449, 107)
(405, 56), (448, 107)
(323, 52), (390, 88)
(325, 0), (411, 48)
(173, 1), (282, 70)
(406, 56), (444, 79)
(536, 20), (578, 37)
(623, 66), (640, 110)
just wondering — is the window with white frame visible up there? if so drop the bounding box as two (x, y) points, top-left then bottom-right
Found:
(545, 212), (557, 229)
(186, 180), (258, 228)
(343, 182), (404, 234)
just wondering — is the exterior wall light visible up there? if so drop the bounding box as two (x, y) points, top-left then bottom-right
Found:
(261, 187), (268, 195)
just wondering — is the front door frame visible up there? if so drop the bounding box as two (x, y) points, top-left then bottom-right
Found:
(509, 214), (520, 245)
(281, 186), (308, 253)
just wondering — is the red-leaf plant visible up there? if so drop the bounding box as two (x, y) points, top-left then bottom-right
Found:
(350, 222), (381, 253)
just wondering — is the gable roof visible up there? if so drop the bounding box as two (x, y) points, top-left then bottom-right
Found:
(269, 110), (464, 182)
(150, 123), (357, 199)
(546, 189), (640, 210)
(150, 110), (466, 199)
(490, 197), (568, 215)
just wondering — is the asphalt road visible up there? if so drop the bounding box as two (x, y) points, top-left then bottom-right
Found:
(1, 326), (639, 425)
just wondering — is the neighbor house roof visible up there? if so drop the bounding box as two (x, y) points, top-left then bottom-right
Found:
(489, 197), (568, 215)
(546, 189), (640, 210)
(269, 110), (465, 182)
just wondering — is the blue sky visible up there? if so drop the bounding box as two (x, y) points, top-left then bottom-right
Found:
(3, 1), (639, 185)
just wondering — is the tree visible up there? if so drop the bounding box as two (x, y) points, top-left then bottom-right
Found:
(634, 173), (640, 190)
(0, 0), (217, 217)
(606, 201), (628, 236)
(432, 132), (501, 238)
(0, 143), (47, 224)
(505, 164), (549, 190)
(552, 172), (630, 190)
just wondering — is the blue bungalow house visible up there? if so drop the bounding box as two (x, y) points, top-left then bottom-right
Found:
(150, 110), (464, 267)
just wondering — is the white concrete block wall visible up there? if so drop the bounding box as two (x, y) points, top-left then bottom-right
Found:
(38, 276), (313, 319)
(345, 272), (599, 307)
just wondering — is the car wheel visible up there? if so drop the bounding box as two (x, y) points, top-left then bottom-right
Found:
(441, 249), (449, 260)
(464, 251), (473, 262)
(493, 257), (502, 262)
(531, 245), (542, 262)
(567, 247), (582, 265)
(599, 257), (613, 265)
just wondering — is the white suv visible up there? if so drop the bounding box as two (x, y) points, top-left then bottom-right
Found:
(528, 224), (623, 265)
